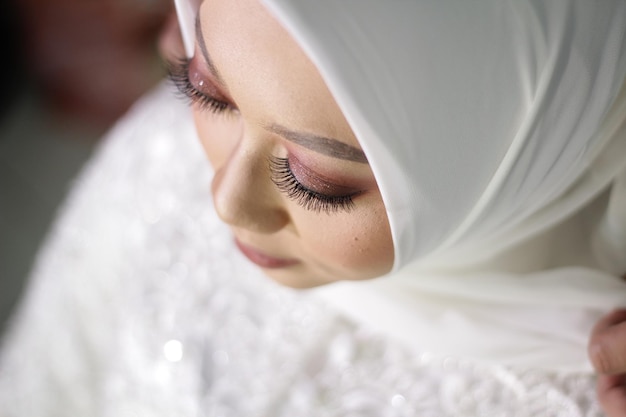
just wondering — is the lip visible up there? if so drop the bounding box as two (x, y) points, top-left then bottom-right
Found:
(234, 238), (299, 269)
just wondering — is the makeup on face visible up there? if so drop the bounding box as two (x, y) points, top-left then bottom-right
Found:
(187, 58), (234, 107)
(234, 238), (299, 269)
(166, 14), (374, 215)
(269, 155), (361, 213)
(168, 0), (394, 287)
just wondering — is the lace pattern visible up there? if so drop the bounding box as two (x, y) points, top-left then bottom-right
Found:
(0, 84), (604, 416)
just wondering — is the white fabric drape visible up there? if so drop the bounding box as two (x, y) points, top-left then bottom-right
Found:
(253, 0), (626, 371)
(259, 0), (626, 270)
(0, 83), (606, 416)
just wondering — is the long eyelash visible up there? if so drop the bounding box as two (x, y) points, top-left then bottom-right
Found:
(166, 58), (230, 114)
(269, 156), (356, 214)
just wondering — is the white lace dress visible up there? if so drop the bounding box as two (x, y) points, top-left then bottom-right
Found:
(0, 84), (604, 417)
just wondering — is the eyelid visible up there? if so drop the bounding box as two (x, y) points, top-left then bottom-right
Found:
(166, 57), (235, 114)
(287, 154), (364, 197)
(187, 56), (235, 105)
(269, 156), (361, 214)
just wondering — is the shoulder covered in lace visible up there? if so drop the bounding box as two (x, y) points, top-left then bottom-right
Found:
(0, 83), (603, 417)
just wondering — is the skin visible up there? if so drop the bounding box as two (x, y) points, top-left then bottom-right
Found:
(188, 0), (394, 288)
(588, 308), (626, 417)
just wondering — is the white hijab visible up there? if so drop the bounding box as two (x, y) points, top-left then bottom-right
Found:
(179, 1), (626, 371)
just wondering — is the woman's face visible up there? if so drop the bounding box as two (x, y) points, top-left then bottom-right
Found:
(179, 0), (393, 288)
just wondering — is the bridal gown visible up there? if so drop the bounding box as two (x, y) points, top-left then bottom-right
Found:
(0, 84), (604, 417)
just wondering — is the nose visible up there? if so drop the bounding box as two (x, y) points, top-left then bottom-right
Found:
(211, 147), (289, 234)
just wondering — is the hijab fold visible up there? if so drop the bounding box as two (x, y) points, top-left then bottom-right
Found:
(179, 0), (626, 370)
(258, 0), (626, 371)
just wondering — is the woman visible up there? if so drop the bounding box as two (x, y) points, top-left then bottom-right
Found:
(1, 0), (625, 415)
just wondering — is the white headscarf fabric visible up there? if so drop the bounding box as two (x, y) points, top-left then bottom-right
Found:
(179, 1), (626, 370)
(259, 0), (626, 271)
(258, 0), (626, 371)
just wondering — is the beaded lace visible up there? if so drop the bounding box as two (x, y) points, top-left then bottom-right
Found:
(0, 85), (603, 416)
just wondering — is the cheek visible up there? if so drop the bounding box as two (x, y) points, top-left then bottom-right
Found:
(192, 110), (243, 168)
(295, 196), (394, 279)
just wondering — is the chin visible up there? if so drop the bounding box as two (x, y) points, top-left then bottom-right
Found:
(261, 265), (382, 289)
(261, 267), (336, 289)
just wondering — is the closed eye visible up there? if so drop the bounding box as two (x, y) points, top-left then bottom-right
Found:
(167, 57), (234, 114)
(268, 156), (359, 214)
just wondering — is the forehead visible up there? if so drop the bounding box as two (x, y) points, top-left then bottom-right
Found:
(198, 0), (360, 148)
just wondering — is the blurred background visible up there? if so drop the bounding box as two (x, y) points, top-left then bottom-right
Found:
(0, 0), (172, 331)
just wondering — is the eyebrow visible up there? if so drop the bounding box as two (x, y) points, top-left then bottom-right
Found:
(195, 14), (367, 165)
(195, 13), (226, 86)
(268, 124), (368, 163)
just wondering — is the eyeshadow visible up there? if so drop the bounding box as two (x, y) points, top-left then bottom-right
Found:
(288, 154), (363, 197)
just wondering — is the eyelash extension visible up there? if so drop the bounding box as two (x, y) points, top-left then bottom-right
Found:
(166, 58), (231, 114)
(269, 156), (356, 214)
